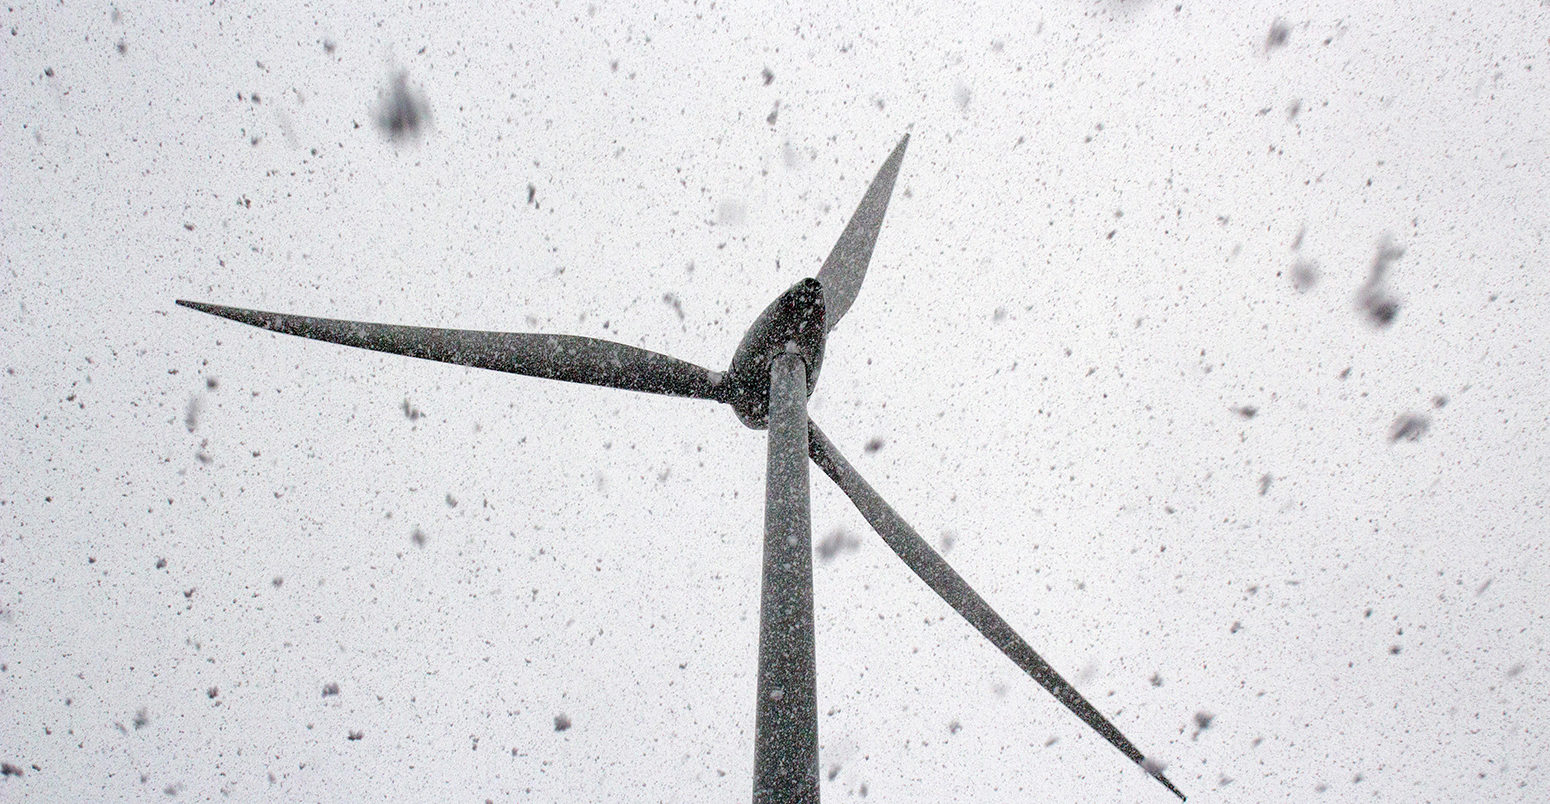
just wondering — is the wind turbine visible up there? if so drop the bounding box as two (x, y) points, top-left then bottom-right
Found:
(177, 133), (1184, 802)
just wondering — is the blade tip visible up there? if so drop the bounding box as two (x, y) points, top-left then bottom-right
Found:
(1142, 757), (1184, 800)
(176, 299), (219, 316)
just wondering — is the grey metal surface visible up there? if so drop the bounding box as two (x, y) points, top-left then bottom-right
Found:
(173, 300), (726, 401)
(754, 354), (819, 803)
(814, 134), (909, 333)
(807, 421), (1185, 801)
(725, 278), (827, 429)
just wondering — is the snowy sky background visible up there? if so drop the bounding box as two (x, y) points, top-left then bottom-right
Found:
(4, 1), (1549, 800)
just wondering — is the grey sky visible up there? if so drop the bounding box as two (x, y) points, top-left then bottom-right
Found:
(3, 1), (1548, 800)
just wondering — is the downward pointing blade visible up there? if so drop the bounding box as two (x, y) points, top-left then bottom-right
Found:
(807, 421), (1185, 801)
(176, 300), (726, 401)
(814, 134), (909, 332)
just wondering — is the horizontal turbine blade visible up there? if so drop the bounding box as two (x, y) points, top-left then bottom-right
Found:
(176, 300), (726, 401)
(814, 133), (908, 333)
(807, 421), (1184, 801)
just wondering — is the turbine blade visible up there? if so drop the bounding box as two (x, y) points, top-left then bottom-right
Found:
(807, 421), (1185, 801)
(814, 133), (909, 332)
(176, 300), (725, 401)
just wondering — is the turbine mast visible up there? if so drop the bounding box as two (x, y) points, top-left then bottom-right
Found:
(753, 352), (820, 802)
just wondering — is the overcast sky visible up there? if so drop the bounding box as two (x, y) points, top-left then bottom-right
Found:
(4, 1), (1548, 801)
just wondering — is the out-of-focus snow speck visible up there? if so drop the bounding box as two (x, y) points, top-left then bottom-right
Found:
(1233, 405), (1258, 419)
(411, 527), (426, 547)
(1191, 711), (1215, 740)
(1265, 18), (1291, 51)
(716, 200), (746, 226)
(815, 528), (860, 562)
(1291, 259), (1319, 292)
(184, 397), (200, 432)
(1258, 473), (1272, 495)
(553, 714), (572, 732)
(781, 141), (815, 170)
(1359, 290), (1401, 327)
(376, 72), (429, 141)
(863, 437), (885, 453)
(1388, 414), (1430, 442)
(662, 292), (685, 320)
(1358, 239), (1406, 328)
(1370, 238), (1407, 280)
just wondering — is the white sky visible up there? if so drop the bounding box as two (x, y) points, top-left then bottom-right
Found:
(3, 1), (1548, 801)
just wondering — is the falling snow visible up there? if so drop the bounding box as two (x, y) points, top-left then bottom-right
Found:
(2, 3), (1546, 803)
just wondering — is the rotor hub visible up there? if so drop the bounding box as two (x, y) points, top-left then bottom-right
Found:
(722, 278), (827, 429)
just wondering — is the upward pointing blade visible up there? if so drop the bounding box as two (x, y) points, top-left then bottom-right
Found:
(807, 421), (1186, 801)
(176, 300), (726, 401)
(814, 134), (909, 332)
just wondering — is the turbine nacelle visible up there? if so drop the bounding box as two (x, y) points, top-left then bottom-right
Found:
(722, 278), (827, 429)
